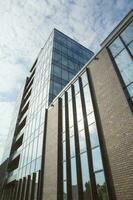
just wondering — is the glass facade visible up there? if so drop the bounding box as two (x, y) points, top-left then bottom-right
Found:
(49, 29), (93, 103)
(7, 29), (94, 183)
(108, 21), (133, 104)
(61, 71), (109, 200)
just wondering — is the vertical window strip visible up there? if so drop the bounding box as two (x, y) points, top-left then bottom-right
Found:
(65, 92), (72, 200)
(79, 75), (97, 200)
(68, 89), (78, 200)
(71, 84), (84, 200)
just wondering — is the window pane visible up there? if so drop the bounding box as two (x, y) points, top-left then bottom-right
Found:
(36, 157), (41, 171)
(92, 147), (103, 172)
(74, 80), (80, 94)
(127, 83), (133, 97)
(68, 100), (73, 128)
(83, 85), (93, 115)
(71, 158), (78, 200)
(95, 171), (109, 200)
(128, 41), (133, 55)
(63, 161), (66, 180)
(87, 112), (95, 125)
(63, 181), (67, 200)
(109, 38), (124, 57)
(121, 22), (133, 44)
(62, 69), (69, 81)
(89, 123), (99, 148)
(54, 65), (61, 77)
(115, 49), (133, 85)
(81, 72), (88, 86)
(75, 93), (83, 121)
(79, 130), (87, 153)
(63, 141), (66, 161)
(80, 153), (92, 200)
(70, 136), (76, 157)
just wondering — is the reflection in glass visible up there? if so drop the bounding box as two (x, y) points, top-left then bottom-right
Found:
(80, 153), (92, 200)
(63, 181), (67, 200)
(92, 147), (103, 172)
(95, 171), (109, 200)
(63, 161), (66, 180)
(79, 130), (87, 153)
(71, 157), (78, 200)
(115, 49), (133, 85)
(109, 38), (124, 57)
(127, 83), (133, 97)
(121, 22), (133, 44)
(70, 136), (76, 157)
(89, 123), (99, 148)
(74, 80), (80, 94)
(78, 119), (84, 131)
(87, 112), (95, 125)
(128, 41), (133, 55)
(68, 100), (73, 128)
(63, 141), (66, 161)
(81, 72), (88, 86)
(75, 93), (83, 121)
(36, 157), (41, 171)
(83, 85), (93, 115)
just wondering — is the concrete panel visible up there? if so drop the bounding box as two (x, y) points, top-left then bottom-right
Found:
(42, 102), (58, 200)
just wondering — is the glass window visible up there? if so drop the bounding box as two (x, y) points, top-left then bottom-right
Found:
(53, 65), (61, 77)
(63, 161), (66, 180)
(80, 153), (92, 200)
(70, 136), (76, 157)
(68, 100), (73, 128)
(62, 69), (69, 81)
(79, 130), (87, 153)
(53, 82), (61, 96)
(32, 137), (38, 160)
(53, 52), (61, 63)
(74, 80), (80, 94)
(71, 157), (78, 200)
(92, 147), (103, 172)
(109, 37), (124, 57)
(121, 22), (133, 44)
(128, 41), (133, 55)
(78, 120), (84, 131)
(75, 93), (83, 121)
(81, 72), (88, 86)
(36, 157), (41, 171)
(87, 112), (95, 125)
(89, 123), (99, 148)
(31, 160), (36, 173)
(115, 49), (133, 85)
(83, 85), (93, 114)
(63, 181), (67, 200)
(127, 83), (133, 97)
(95, 171), (109, 200)
(63, 141), (66, 161)
(62, 56), (68, 66)
(37, 134), (43, 157)
(69, 126), (74, 137)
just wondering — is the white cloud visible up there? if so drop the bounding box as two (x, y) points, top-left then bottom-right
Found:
(0, 0), (132, 161)
(0, 102), (15, 162)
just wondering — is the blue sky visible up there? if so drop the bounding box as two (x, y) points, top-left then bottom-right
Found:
(0, 0), (132, 162)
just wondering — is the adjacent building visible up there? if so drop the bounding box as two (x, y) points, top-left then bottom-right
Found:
(0, 9), (133, 200)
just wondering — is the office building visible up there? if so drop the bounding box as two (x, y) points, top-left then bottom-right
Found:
(0, 9), (133, 200)
(0, 29), (93, 199)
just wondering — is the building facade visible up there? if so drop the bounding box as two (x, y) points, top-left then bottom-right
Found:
(0, 29), (93, 199)
(0, 9), (133, 200)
